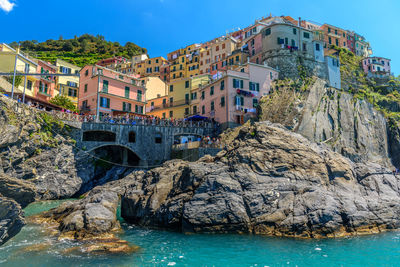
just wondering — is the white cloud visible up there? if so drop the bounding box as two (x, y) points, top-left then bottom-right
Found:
(0, 0), (15, 12)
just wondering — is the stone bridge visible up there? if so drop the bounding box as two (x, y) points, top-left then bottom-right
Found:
(73, 122), (214, 167)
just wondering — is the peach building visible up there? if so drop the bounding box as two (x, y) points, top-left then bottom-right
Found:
(34, 60), (58, 103)
(79, 65), (146, 118)
(199, 62), (278, 128)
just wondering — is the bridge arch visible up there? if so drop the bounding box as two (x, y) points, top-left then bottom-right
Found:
(89, 144), (141, 167)
(83, 130), (116, 142)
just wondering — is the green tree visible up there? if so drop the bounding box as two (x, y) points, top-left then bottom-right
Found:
(49, 95), (78, 112)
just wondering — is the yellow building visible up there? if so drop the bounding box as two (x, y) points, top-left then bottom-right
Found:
(134, 56), (168, 77)
(141, 76), (167, 100)
(55, 59), (80, 106)
(147, 74), (210, 119)
(167, 44), (202, 82)
(0, 43), (38, 98)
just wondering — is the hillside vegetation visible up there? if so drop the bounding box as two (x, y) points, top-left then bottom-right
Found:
(333, 46), (400, 124)
(10, 34), (147, 67)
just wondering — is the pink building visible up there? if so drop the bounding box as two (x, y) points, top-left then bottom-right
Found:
(199, 62), (278, 128)
(79, 65), (146, 118)
(246, 33), (263, 64)
(362, 57), (391, 77)
(34, 60), (57, 102)
(97, 56), (129, 69)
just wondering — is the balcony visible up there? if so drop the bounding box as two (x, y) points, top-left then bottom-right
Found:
(327, 31), (342, 39)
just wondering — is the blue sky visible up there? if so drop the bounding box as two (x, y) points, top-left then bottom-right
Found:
(1, 0), (399, 75)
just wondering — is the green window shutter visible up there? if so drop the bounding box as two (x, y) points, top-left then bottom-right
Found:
(125, 86), (130, 98)
(123, 102), (126, 111)
(103, 80), (108, 93)
(128, 103), (132, 112)
(256, 83), (260, 92)
(240, 80), (243, 89)
(107, 98), (110, 108)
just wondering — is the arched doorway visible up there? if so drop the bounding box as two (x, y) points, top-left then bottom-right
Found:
(90, 145), (141, 167)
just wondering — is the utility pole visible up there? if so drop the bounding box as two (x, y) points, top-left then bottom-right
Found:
(11, 53), (18, 99)
(22, 63), (29, 103)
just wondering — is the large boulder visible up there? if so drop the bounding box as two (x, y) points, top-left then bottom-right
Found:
(122, 122), (400, 238)
(0, 194), (25, 245)
(31, 190), (120, 240)
(0, 174), (36, 208)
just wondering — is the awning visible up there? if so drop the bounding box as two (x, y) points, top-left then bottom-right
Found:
(185, 115), (209, 121)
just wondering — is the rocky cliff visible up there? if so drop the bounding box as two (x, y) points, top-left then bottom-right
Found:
(121, 122), (400, 238)
(259, 78), (399, 168)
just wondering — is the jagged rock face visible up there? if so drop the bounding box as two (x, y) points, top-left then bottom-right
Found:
(0, 174), (36, 208)
(122, 122), (400, 238)
(259, 79), (391, 167)
(388, 122), (400, 168)
(0, 194), (25, 245)
(0, 96), (125, 200)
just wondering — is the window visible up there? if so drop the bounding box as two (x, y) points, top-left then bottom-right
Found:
(293, 28), (297, 35)
(335, 29), (338, 35)
(100, 97), (110, 108)
(303, 32), (310, 39)
(233, 78), (243, 88)
(216, 45), (219, 51)
(27, 80), (32, 90)
(201, 105), (205, 114)
(125, 86), (130, 98)
(156, 59), (159, 63)
(235, 96), (244, 106)
(277, 37), (284, 44)
(250, 82), (260, 91)
(162, 112), (166, 119)
(155, 133), (162, 144)
(316, 43), (320, 51)
(68, 88), (77, 97)
(210, 86), (214, 96)
(253, 98), (258, 108)
(129, 132), (136, 143)
(222, 43), (226, 49)
(201, 91), (205, 100)
(135, 105), (143, 114)
(169, 85), (173, 92)
(82, 100), (88, 108)
(220, 80), (225, 90)
(220, 96), (225, 107)
(169, 97), (174, 106)
(85, 69), (89, 76)
(84, 84), (88, 93)
(185, 108), (189, 115)
(193, 106), (197, 114)
(211, 101), (215, 111)
(103, 80), (108, 93)
(137, 90), (142, 101)
(303, 42), (307, 51)
(335, 39), (339, 46)
(265, 28), (271, 36)
(328, 27), (331, 33)
(185, 93), (189, 104)
(169, 110), (173, 118)
(328, 37), (332, 44)
(119, 75), (124, 80)
(185, 80), (190, 88)
(122, 102), (132, 112)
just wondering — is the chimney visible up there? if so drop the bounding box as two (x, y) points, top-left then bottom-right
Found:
(298, 17), (301, 27)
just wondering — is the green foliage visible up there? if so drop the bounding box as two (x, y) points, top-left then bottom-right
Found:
(329, 46), (400, 123)
(12, 34), (147, 67)
(49, 95), (78, 112)
(4, 75), (23, 87)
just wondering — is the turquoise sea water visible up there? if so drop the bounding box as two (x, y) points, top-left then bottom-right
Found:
(0, 201), (399, 267)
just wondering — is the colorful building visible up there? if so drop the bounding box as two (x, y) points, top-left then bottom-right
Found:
(199, 62), (279, 128)
(78, 65), (146, 118)
(55, 59), (80, 106)
(320, 24), (349, 50)
(0, 43), (38, 99)
(97, 56), (129, 69)
(354, 33), (372, 57)
(146, 74), (210, 119)
(34, 60), (58, 103)
(134, 56), (168, 77)
(362, 57), (391, 77)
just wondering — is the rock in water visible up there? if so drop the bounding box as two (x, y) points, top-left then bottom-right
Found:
(32, 191), (120, 240)
(0, 194), (25, 245)
(122, 122), (400, 238)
